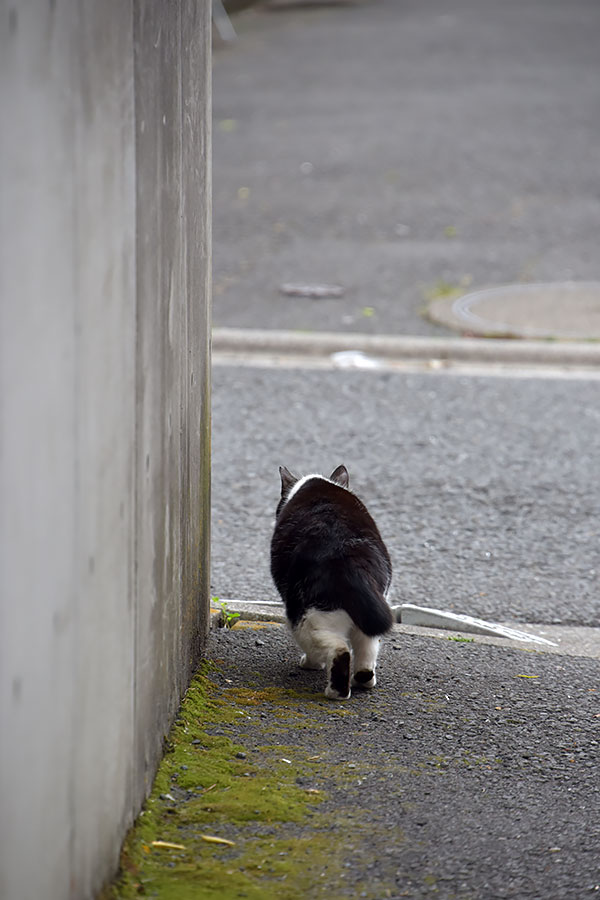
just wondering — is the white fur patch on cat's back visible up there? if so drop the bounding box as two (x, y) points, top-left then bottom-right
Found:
(284, 473), (343, 507)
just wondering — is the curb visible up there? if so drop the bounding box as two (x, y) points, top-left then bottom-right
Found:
(209, 599), (600, 660)
(212, 327), (600, 369)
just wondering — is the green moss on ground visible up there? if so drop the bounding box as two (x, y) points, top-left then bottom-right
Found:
(102, 664), (361, 900)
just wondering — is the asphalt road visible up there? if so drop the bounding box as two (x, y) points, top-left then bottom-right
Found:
(211, 364), (599, 628)
(209, 4), (600, 896)
(213, 0), (600, 337)
(206, 622), (600, 900)
(208, 360), (600, 900)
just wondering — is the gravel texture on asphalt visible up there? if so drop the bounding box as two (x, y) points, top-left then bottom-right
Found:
(212, 365), (599, 628)
(213, 0), (599, 338)
(208, 623), (600, 899)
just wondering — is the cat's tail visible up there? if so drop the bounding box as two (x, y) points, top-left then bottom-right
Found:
(341, 570), (394, 637)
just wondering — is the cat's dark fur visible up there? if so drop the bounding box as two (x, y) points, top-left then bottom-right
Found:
(270, 465), (393, 699)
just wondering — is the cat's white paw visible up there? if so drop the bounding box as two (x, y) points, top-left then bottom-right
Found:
(352, 669), (376, 689)
(324, 685), (351, 701)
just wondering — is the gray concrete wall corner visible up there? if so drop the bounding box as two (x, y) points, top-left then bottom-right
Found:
(132, 0), (213, 809)
(0, 2), (212, 898)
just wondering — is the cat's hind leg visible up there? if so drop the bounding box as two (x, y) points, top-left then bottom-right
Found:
(298, 653), (323, 671)
(294, 609), (352, 700)
(350, 628), (381, 689)
(292, 624), (324, 671)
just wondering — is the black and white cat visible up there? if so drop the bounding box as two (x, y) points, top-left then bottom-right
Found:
(270, 464), (393, 700)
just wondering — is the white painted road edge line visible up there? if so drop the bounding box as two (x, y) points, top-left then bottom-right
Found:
(395, 604), (558, 646)
(213, 326), (600, 368)
(213, 350), (600, 380)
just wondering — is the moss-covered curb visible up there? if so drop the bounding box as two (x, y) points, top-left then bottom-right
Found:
(102, 662), (367, 900)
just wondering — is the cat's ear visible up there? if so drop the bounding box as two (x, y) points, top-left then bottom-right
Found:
(330, 465), (349, 488)
(279, 465), (298, 497)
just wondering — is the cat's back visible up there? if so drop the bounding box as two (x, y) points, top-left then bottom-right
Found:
(272, 476), (383, 553)
(271, 472), (392, 632)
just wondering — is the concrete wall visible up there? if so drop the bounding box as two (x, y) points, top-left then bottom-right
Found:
(0, 3), (211, 899)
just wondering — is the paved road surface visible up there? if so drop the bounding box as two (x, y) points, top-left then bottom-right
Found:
(211, 363), (599, 628)
(213, 0), (599, 337)
(203, 622), (600, 899)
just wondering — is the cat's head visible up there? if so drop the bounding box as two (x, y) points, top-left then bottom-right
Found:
(275, 464), (350, 517)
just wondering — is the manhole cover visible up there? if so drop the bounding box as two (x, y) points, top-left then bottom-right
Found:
(427, 282), (600, 340)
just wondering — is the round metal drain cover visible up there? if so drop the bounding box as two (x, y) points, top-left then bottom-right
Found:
(427, 282), (600, 340)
